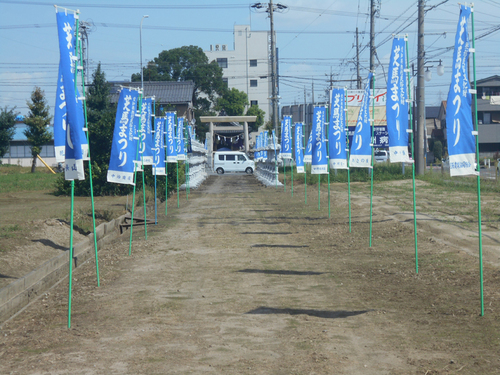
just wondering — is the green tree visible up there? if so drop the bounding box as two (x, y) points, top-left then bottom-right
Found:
(24, 87), (52, 172)
(245, 105), (265, 133)
(132, 45), (226, 105)
(216, 88), (248, 116)
(0, 106), (18, 158)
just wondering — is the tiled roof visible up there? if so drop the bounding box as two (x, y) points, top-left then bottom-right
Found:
(425, 106), (440, 119)
(12, 124), (53, 141)
(110, 81), (195, 104)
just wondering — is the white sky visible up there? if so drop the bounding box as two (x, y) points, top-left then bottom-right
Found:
(1, 0), (499, 117)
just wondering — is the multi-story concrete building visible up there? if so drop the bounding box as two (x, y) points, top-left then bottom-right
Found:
(204, 25), (273, 124)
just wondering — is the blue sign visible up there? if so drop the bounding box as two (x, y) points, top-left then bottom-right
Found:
(177, 117), (186, 161)
(387, 37), (410, 163)
(152, 117), (166, 175)
(56, 11), (86, 180)
(165, 112), (177, 163)
(350, 72), (373, 168)
(281, 115), (292, 159)
(311, 107), (328, 174)
(139, 97), (154, 165)
(107, 88), (139, 185)
(295, 123), (305, 173)
(304, 129), (313, 164)
(329, 88), (348, 169)
(446, 5), (476, 176)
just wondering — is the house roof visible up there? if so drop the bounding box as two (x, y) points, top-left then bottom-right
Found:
(12, 123), (53, 141)
(110, 81), (195, 105)
(425, 106), (440, 119)
(475, 75), (500, 87)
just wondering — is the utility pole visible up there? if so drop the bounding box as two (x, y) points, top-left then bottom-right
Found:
(304, 86), (307, 135)
(311, 80), (315, 106)
(356, 27), (361, 89)
(416, 0), (425, 175)
(269, 0), (278, 135)
(370, 0), (375, 88)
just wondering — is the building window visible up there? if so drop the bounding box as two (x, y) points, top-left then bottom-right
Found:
(250, 100), (258, 107)
(250, 59), (257, 67)
(217, 58), (228, 69)
(250, 79), (258, 87)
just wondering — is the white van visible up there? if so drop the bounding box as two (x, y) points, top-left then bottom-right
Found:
(374, 150), (389, 163)
(213, 151), (255, 174)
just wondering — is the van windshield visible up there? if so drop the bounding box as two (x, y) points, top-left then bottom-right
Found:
(238, 155), (246, 161)
(375, 151), (387, 156)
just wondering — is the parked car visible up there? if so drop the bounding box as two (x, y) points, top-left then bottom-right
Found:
(213, 151), (255, 174)
(374, 150), (389, 163)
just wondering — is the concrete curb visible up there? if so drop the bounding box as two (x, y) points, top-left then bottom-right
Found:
(0, 214), (128, 323)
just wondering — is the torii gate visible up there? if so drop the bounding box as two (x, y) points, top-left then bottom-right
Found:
(200, 116), (257, 164)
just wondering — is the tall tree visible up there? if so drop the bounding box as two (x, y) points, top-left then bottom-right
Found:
(245, 105), (266, 133)
(132, 45), (226, 105)
(24, 87), (52, 172)
(0, 106), (18, 158)
(216, 88), (248, 117)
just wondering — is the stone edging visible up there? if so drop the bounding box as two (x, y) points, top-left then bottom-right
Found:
(0, 214), (128, 323)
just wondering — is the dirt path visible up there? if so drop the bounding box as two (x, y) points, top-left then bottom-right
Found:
(1, 175), (499, 374)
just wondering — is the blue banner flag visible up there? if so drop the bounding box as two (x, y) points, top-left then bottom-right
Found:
(177, 117), (186, 161)
(350, 73), (373, 168)
(295, 122), (305, 173)
(139, 98), (154, 165)
(304, 129), (313, 164)
(446, 5), (476, 176)
(54, 64), (66, 163)
(329, 88), (348, 169)
(281, 115), (292, 159)
(165, 112), (177, 163)
(107, 88), (139, 185)
(387, 37), (410, 163)
(152, 117), (166, 175)
(56, 11), (86, 180)
(311, 107), (328, 174)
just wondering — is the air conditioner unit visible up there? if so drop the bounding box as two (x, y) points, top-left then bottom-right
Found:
(215, 44), (220, 51)
(222, 44), (227, 51)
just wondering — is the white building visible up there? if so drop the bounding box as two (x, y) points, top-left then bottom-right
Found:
(204, 25), (273, 124)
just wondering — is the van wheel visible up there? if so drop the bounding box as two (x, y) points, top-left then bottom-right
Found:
(245, 167), (253, 174)
(216, 167), (224, 175)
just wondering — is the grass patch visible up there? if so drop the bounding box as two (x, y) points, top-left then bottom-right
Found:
(0, 166), (58, 193)
(0, 224), (21, 238)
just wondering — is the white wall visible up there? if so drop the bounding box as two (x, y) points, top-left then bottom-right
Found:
(205, 25), (272, 124)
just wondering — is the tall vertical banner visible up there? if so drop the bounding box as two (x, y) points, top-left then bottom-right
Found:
(165, 112), (177, 163)
(446, 5), (475, 176)
(329, 88), (348, 169)
(311, 107), (328, 174)
(304, 130), (313, 164)
(387, 37), (410, 163)
(107, 88), (139, 185)
(295, 122), (305, 173)
(56, 11), (86, 180)
(281, 115), (292, 159)
(54, 65), (67, 163)
(139, 98), (154, 165)
(177, 117), (186, 161)
(152, 117), (166, 175)
(350, 73), (373, 168)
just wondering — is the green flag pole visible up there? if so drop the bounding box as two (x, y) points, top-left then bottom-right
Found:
(318, 175), (321, 211)
(304, 128), (307, 204)
(176, 115), (180, 208)
(405, 37), (419, 273)
(326, 107), (331, 219)
(185, 123), (189, 200)
(76, 15), (99, 286)
(153, 100), (157, 225)
(68, 181), (75, 328)
(471, 6), (484, 316)
(141, 105), (148, 240)
(345, 89), (352, 232)
(369, 74), (375, 248)
(291, 157), (294, 197)
(129, 91), (143, 256)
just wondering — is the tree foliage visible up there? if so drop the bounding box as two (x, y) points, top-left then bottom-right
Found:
(0, 106), (18, 159)
(245, 105), (265, 133)
(132, 45), (226, 104)
(433, 140), (443, 161)
(24, 87), (52, 172)
(216, 88), (248, 116)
